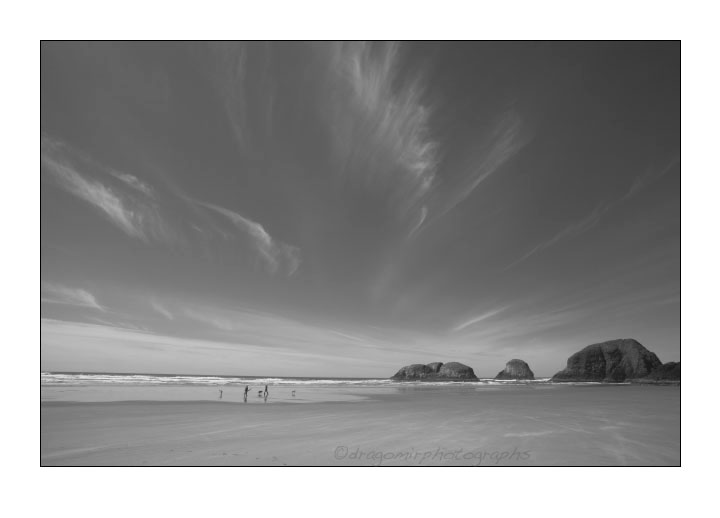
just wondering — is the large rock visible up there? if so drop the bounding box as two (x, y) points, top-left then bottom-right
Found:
(552, 339), (662, 382)
(647, 362), (680, 380)
(437, 362), (478, 380)
(495, 359), (535, 380)
(391, 364), (436, 380)
(631, 362), (680, 384)
(426, 362), (444, 374)
(391, 361), (478, 381)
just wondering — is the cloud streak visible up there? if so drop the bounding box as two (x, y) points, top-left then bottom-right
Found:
(505, 158), (680, 269)
(211, 43), (249, 152)
(177, 303), (425, 360)
(150, 300), (174, 320)
(107, 170), (154, 198)
(41, 317), (408, 376)
(42, 135), (301, 277)
(42, 153), (148, 240)
(452, 306), (510, 332)
(442, 111), (529, 216)
(184, 307), (236, 331)
(41, 282), (104, 311)
(621, 157), (679, 202)
(192, 199), (301, 276)
(503, 204), (609, 271)
(41, 136), (174, 243)
(404, 110), (529, 239)
(324, 43), (532, 244)
(407, 205), (428, 239)
(327, 42), (438, 216)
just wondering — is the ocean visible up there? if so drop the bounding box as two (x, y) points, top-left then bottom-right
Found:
(41, 371), (565, 388)
(40, 371), (613, 405)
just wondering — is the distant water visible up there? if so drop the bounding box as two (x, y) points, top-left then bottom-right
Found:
(41, 371), (560, 387)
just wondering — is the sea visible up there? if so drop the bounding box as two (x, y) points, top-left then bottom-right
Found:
(40, 371), (616, 404)
(42, 371), (560, 387)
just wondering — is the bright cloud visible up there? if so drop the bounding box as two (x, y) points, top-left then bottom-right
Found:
(41, 282), (104, 311)
(193, 199), (301, 276)
(41, 136), (174, 244)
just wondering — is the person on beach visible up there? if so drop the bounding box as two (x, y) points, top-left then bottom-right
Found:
(243, 385), (249, 402)
(263, 385), (269, 403)
(219, 389), (223, 399)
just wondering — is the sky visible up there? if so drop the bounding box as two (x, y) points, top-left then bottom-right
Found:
(41, 41), (680, 377)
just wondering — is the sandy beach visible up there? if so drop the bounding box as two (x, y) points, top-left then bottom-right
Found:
(41, 383), (679, 466)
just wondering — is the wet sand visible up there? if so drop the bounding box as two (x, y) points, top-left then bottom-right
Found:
(41, 384), (680, 466)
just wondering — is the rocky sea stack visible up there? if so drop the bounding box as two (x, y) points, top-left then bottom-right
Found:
(631, 362), (680, 384)
(552, 339), (662, 382)
(495, 359), (535, 380)
(391, 361), (478, 381)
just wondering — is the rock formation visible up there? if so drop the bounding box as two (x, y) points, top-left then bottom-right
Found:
(391, 361), (478, 381)
(426, 362), (444, 374)
(391, 364), (436, 380)
(551, 339), (662, 382)
(437, 362), (478, 380)
(495, 359), (535, 380)
(631, 362), (680, 384)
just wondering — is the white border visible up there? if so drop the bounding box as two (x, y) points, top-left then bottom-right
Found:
(5, 0), (714, 516)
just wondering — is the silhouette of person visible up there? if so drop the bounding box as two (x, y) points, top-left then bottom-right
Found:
(263, 385), (269, 403)
(219, 389), (223, 399)
(243, 385), (249, 402)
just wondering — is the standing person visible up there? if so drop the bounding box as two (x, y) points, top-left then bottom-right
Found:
(263, 384), (269, 402)
(219, 389), (223, 399)
(243, 385), (249, 402)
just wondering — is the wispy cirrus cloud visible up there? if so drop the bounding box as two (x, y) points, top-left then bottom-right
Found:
(621, 157), (679, 202)
(442, 111), (528, 215)
(211, 43), (249, 152)
(452, 306), (510, 332)
(450, 275), (680, 356)
(327, 42), (438, 217)
(505, 158), (680, 269)
(410, 110), (529, 238)
(503, 203), (609, 271)
(43, 135), (300, 276)
(150, 300), (174, 320)
(41, 282), (104, 311)
(209, 43), (276, 157)
(184, 307), (236, 331)
(325, 43), (528, 239)
(107, 170), (154, 198)
(41, 317), (410, 376)
(451, 305), (594, 347)
(407, 205), (428, 239)
(180, 303), (423, 359)
(192, 199), (301, 276)
(41, 136), (174, 244)
(42, 152), (147, 240)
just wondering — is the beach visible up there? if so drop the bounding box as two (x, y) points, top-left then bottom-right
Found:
(41, 381), (680, 466)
